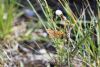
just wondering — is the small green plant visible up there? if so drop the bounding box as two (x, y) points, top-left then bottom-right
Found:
(0, 0), (16, 40)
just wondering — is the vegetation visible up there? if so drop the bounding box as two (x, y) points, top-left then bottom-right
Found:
(0, 0), (100, 67)
(27, 0), (100, 66)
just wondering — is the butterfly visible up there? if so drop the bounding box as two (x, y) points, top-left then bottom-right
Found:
(46, 29), (64, 38)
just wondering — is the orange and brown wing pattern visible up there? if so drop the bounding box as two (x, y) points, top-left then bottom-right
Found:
(46, 29), (64, 38)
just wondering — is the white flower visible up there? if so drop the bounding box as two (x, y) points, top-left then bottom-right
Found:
(55, 10), (63, 16)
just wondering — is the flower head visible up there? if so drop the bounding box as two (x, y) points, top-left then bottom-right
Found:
(55, 10), (63, 16)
